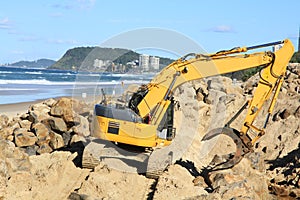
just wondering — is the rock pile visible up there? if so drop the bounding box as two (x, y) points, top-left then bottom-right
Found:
(0, 98), (91, 156)
(0, 64), (299, 199)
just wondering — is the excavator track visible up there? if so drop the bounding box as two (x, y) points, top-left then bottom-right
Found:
(82, 138), (174, 178)
(146, 148), (174, 179)
(82, 138), (152, 173)
(146, 170), (164, 179)
(82, 142), (101, 169)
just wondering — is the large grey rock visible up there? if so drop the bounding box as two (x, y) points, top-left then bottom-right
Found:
(37, 143), (53, 154)
(14, 128), (37, 147)
(72, 115), (90, 137)
(23, 145), (38, 156)
(62, 131), (71, 146)
(42, 117), (67, 133)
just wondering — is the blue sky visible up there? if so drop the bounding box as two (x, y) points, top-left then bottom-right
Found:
(0, 0), (299, 63)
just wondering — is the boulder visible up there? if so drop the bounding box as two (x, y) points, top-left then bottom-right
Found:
(37, 143), (53, 154)
(62, 131), (71, 146)
(72, 99), (90, 116)
(154, 164), (207, 199)
(32, 122), (51, 146)
(19, 113), (29, 120)
(207, 159), (272, 199)
(0, 140), (31, 196)
(207, 79), (226, 93)
(0, 114), (9, 129)
(204, 89), (226, 105)
(8, 117), (21, 128)
(72, 115), (90, 137)
(0, 127), (14, 140)
(4, 151), (89, 200)
(23, 145), (38, 156)
(50, 98), (85, 124)
(28, 103), (51, 123)
(43, 98), (57, 107)
(18, 120), (32, 131)
(32, 122), (50, 139)
(50, 104), (64, 117)
(14, 128), (37, 147)
(42, 117), (67, 133)
(279, 109), (291, 119)
(49, 132), (65, 149)
(70, 134), (86, 144)
(294, 106), (300, 118)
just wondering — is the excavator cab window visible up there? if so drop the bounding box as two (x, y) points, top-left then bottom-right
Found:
(157, 99), (176, 140)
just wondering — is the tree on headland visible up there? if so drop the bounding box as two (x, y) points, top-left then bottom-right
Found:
(290, 51), (300, 63)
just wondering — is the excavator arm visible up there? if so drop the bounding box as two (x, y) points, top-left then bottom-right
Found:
(137, 40), (293, 119)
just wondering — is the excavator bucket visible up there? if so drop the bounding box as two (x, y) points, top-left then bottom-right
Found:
(201, 127), (249, 171)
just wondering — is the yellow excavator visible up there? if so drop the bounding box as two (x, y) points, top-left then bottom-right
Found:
(82, 39), (294, 178)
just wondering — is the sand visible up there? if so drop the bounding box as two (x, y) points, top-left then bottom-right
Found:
(0, 100), (42, 119)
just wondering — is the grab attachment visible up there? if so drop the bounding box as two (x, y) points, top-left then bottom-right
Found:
(202, 127), (251, 171)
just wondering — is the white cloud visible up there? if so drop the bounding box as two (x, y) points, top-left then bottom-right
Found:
(11, 50), (24, 55)
(210, 25), (235, 33)
(48, 39), (79, 45)
(0, 17), (12, 29)
(52, 3), (73, 10)
(19, 35), (40, 42)
(51, 0), (96, 10)
(77, 0), (96, 9)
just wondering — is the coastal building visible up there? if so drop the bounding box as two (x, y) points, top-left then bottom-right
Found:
(298, 26), (300, 52)
(139, 54), (150, 71)
(139, 55), (160, 71)
(93, 59), (111, 69)
(149, 56), (160, 70)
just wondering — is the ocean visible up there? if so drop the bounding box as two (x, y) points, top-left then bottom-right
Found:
(0, 66), (153, 105)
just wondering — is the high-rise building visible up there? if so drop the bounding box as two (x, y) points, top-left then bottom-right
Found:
(149, 56), (160, 70)
(298, 26), (300, 52)
(139, 54), (150, 71)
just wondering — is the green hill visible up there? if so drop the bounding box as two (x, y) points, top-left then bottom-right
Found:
(49, 47), (174, 72)
(290, 51), (300, 63)
(10, 59), (55, 68)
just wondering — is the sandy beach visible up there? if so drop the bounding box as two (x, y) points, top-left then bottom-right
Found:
(0, 94), (108, 120)
(0, 100), (43, 119)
